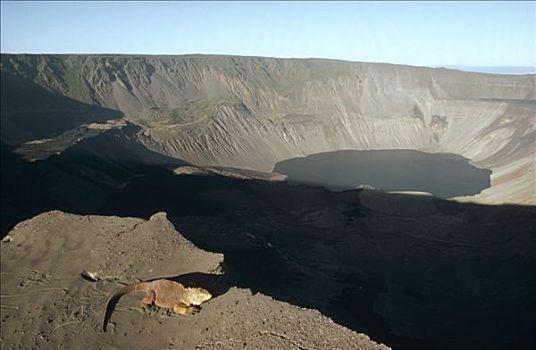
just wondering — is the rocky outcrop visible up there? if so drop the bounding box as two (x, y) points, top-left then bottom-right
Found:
(1, 54), (534, 204)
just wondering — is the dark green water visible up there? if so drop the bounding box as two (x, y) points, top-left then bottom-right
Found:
(273, 149), (491, 198)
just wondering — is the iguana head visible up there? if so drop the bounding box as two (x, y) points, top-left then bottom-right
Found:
(184, 287), (212, 305)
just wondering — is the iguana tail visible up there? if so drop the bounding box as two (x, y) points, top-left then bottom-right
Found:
(102, 282), (151, 332)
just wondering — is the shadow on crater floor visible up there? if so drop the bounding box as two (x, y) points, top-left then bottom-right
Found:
(2, 144), (535, 350)
(96, 169), (535, 350)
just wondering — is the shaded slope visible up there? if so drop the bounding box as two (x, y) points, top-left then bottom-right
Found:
(97, 170), (536, 350)
(0, 71), (122, 145)
(1, 136), (535, 349)
(0, 125), (186, 235)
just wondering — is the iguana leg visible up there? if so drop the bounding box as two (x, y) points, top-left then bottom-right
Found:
(173, 302), (193, 315)
(142, 290), (156, 306)
(142, 297), (154, 306)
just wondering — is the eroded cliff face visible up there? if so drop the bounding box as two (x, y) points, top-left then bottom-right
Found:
(1, 54), (534, 204)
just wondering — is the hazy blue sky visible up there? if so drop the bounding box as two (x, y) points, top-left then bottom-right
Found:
(1, 1), (534, 67)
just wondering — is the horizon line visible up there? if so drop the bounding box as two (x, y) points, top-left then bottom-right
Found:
(1, 52), (534, 69)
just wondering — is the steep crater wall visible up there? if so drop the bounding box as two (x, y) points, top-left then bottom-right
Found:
(1, 54), (534, 204)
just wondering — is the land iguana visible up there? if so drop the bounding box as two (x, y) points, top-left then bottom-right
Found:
(102, 279), (212, 332)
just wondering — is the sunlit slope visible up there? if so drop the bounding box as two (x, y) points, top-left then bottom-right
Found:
(1, 54), (534, 204)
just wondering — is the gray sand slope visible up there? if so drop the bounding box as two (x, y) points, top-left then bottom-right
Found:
(0, 211), (389, 350)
